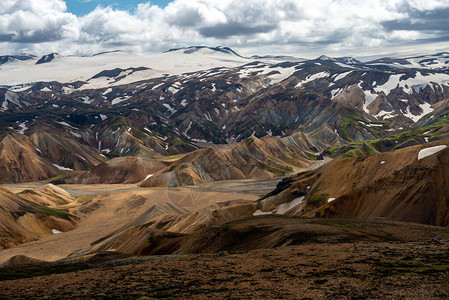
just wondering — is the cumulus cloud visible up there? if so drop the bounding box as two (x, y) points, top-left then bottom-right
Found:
(0, 0), (79, 43)
(1, 0), (449, 57)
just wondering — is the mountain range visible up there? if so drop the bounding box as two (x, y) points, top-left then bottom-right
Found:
(1, 46), (449, 185)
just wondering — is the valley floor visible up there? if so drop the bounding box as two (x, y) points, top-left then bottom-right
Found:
(0, 179), (279, 262)
(1, 241), (448, 299)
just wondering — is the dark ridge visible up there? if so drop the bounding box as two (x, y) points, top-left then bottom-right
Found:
(164, 46), (245, 58)
(36, 53), (59, 65)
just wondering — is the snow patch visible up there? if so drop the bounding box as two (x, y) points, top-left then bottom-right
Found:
(76, 154), (86, 161)
(80, 96), (93, 104)
(163, 103), (177, 115)
(168, 86), (179, 94)
(52, 229), (62, 235)
(144, 174), (154, 181)
(375, 110), (397, 120)
(363, 122), (383, 127)
(1, 91), (20, 111)
(253, 209), (272, 216)
(184, 121), (192, 137)
(418, 145), (447, 160)
(276, 196), (305, 215)
(295, 71), (329, 88)
(53, 164), (73, 171)
(54, 121), (79, 130)
(331, 89), (342, 98)
(204, 112), (212, 121)
(363, 90), (377, 114)
(111, 96), (130, 105)
(151, 83), (164, 90)
(403, 102), (434, 122)
(334, 71), (352, 81)
(70, 131), (81, 138)
(191, 138), (208, 143)
(374, 72), (449, 95)
(266, 66), (297, 84)
(16, 122), (28, 134)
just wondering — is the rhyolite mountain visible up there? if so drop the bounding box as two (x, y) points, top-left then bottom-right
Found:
(1, 47), (449, 183)
(258, 140), (449, 227)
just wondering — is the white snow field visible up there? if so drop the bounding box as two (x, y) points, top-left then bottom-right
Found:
(0, 48), (251, 90)
(417, 145), (447, 160)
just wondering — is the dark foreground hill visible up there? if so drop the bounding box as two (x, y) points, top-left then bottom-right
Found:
(0, 216), (449, 299)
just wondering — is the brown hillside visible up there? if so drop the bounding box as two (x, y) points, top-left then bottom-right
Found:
(261, 140), (449, 227)
(141, 135), (315, 187)
(18, 184), (75, 206)
(0, 133), (58, 183)
(0, 187), (78, 249)
(29, 131), (104, 171)
(74, 157), (167, 184)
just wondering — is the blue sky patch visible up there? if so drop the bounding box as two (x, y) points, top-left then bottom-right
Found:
(66, 0), (173, 16)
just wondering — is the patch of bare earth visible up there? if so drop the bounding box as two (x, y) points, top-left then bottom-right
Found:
(1, 241), (449, 299)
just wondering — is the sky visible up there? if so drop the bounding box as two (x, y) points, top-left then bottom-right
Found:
(1, 0), (449, 59)
(65, 0), (172, 16)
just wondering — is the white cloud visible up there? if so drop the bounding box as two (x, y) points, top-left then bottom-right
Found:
(0, 0), (78, 44)
(1, 0), (449, 57)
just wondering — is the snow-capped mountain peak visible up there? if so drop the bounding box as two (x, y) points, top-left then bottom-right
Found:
(165, 46), (245, 58)
(36, 53), (61, 65)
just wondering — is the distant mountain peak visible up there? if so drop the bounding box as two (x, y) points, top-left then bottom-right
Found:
(93, 50), (126, 57)
(318, 55), (332, 61)
(36, 53), (61, 65)
(164, 46), (244, 58)
(0, 53), (36, 65)
(316, 55), (362, 65)
(250, 54), (305, 62)
(336, 57), (363, 65)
